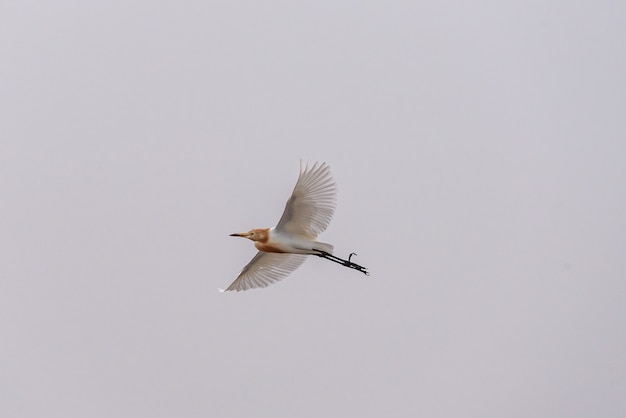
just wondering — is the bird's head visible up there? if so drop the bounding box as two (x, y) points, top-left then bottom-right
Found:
(229, 228), (268, 243)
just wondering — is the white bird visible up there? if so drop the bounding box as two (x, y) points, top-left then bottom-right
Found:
(223, 161), (368, 292)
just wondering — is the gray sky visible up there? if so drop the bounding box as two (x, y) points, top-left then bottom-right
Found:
(1, 1), (625, 417)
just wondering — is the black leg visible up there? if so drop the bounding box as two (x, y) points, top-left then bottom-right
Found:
(314, 251), (370, 276)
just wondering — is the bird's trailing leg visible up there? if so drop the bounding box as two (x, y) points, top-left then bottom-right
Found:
(315, 251), (370, 276)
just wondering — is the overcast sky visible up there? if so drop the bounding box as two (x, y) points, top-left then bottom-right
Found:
(1, 1), (625, 417)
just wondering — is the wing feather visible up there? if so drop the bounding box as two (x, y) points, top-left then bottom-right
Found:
(275, 161), (337, 237)
(224, 252), (307, 292)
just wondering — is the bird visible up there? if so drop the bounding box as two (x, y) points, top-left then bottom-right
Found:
(222, 161), (368, 292)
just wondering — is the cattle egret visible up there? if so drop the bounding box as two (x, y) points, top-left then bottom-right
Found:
(223, 161), (369, 292)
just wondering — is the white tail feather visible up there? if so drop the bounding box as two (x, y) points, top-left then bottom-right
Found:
(313, 242), (334, 254)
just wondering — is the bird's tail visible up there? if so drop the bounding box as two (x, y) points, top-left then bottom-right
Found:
(312, 241), (334, 254)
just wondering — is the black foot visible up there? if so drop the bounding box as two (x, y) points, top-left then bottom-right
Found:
(315, 251), (370, 276)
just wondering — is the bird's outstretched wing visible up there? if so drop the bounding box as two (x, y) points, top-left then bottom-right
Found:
(274, 161), (337, 237)
(224, 252), (308, 291)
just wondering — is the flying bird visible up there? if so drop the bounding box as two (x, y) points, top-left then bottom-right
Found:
(223, 161), (369, 292)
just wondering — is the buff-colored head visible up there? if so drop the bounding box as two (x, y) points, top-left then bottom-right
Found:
(229, 228), (269, 243)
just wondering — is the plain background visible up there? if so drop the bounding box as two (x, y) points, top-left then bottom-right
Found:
(1, 1), (625, 417)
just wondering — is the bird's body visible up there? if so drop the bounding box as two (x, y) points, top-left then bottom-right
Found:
(240, 227), (334, 255)
(223, 161), (367, 292)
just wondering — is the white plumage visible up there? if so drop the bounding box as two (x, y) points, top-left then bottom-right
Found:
(223, 161), (337, 292)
